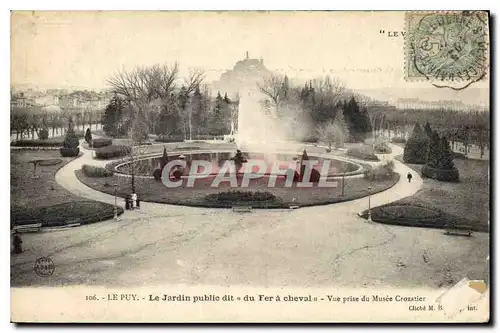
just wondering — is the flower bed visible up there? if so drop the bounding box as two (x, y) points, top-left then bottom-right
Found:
(82, 164), (114, 177)
(359, 201), (486, 232)
(38, 159), (62, 166)
(11, 201), (123, 228)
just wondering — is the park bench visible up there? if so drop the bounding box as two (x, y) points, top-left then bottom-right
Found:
(445, 227), (473, 237)
(232, 205), (253, 213)
(13, 223), (42, 233)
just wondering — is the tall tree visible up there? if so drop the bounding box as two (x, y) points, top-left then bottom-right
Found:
(426, 131), (441, 169)
(403, 123), (428, 164)
(439, 135), (455, 170)
(102, 95), (127, 137)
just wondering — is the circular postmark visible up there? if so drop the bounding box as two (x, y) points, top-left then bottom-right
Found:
(34, 257), (55, 277)
(408, 11), (489, 89)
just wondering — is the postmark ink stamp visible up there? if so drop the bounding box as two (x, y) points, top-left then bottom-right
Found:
(405, 11), (489, 90)
(34, 257), (55, 277)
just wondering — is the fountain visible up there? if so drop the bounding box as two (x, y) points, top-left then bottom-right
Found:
(235, 87), (285, 152)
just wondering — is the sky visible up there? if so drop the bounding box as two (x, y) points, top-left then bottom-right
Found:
(10, 11), (489, 105)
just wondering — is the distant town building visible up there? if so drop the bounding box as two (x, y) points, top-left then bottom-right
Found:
(211, 52), (271, 99)
(395, 98), (471, 111)
(10, 92), (35, 108)
(34, 95), (59, 107)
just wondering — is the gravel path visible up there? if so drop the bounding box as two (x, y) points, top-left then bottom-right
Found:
(11, 141), (489, 288)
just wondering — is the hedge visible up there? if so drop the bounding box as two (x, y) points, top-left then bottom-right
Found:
(11, 138), (64, 147)
(60, 147), (80, 157)
(82, 164), (114, 177)
(192, 134), (225, 140)
(92, 138), (112, 148)
(346, 147), (380, 161)
(421, 165), (460, 182)
(452, 152), (467, 160)
(95, 145), (132, 159)
(205, 190), (277, 203)
(155, 135), (185, 143)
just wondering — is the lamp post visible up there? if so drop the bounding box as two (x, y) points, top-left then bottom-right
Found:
(367, 186), (372, 222)
(113, 183), (120, 221)
(341, 173), (345, 196)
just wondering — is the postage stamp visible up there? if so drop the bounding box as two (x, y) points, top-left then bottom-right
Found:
(405, 11), (489, 89)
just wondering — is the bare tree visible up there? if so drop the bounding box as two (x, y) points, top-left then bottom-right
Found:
(258, 73), (288, 117)
(107, 63), (204, 138)
(312, 76), (346, 106)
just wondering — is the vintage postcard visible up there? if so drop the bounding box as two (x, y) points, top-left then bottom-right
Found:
(10, 11), (490, 323)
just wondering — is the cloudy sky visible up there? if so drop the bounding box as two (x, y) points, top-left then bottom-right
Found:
(11, 11), (489, 105)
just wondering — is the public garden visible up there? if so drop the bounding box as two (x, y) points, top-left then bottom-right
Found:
(10, 63), (490, 288)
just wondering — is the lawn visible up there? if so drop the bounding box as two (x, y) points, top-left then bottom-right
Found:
(390, 155), (490, 232)
(11, 150), (123, 227)
(76, 169), (399, 208)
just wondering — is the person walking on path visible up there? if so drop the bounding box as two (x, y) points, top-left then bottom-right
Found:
(407, 172), (413, 183)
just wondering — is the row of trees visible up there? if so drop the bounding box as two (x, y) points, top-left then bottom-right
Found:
(367, 106), (489, 158)
(11, 108), (103, 140)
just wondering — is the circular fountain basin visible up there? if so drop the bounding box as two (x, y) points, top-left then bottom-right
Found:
(113, 150), (363, 178)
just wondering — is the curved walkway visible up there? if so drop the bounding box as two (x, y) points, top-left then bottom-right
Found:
(57, 141), (422, 213)
(11, 141), (489, 289)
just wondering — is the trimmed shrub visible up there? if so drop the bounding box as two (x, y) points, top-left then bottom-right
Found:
(95, 145), (131, 159)
(391, 137), (406, 144)
(191, 134), (225, 140)
(92, 138), (112, 148)
(38, 128), (49, 140)
(11, 138), (64, 147)
(364, 160), (395, 181)
(452, 152), (467, 159)
(82, 164), (114, 177)
(421, 165), (460, 182)
(374, 142), (392, 154)
(153, 168), (162, 181)
(206, 190), (276, 203)
(155, 135), (185, 143)
(62, 119), (80, 150)
(347, 147), (379, 161)
(60, 147), (80, 157)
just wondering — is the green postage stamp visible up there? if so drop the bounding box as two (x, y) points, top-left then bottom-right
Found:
(405, 11), (489, 90)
